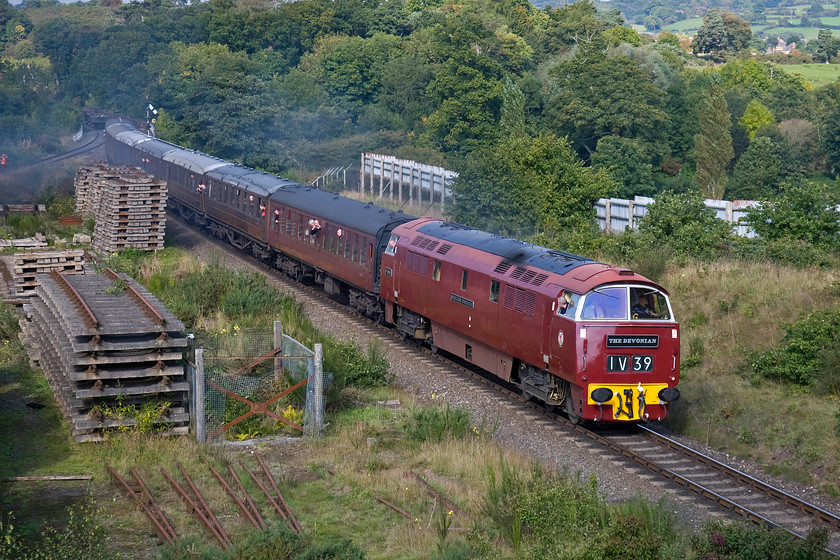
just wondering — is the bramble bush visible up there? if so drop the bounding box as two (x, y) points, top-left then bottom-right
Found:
(748, 309), (840, 386)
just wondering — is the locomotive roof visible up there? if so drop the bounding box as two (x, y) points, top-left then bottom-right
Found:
(207, 165), (298, 197)
(270, 185), (416, 236)
(416, 221), (595, 276)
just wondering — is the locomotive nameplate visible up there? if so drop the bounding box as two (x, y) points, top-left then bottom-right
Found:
(450, 294), (475, 308)
(606, 335), (658, 348)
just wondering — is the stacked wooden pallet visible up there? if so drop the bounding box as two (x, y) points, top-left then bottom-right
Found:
(19, 269), (189, 442)
(91, 169), (168, 253)
(0, 233), (48, 250)
(12, 249), (85, 296)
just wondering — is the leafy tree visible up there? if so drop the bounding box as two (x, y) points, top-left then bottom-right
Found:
(637, 190), (731, 259)
(533, 0), (611, 56)
(778, 118), (819, 174)
(691, 9), (751, 61)
(695, 82), (733, 200)
(500, 76), (526, 137)
(739, 99), (774, 139)
(811, 28), (840, 62)
(450, 132), (615, 238)
(546, 53), (668, 157)
(728, 136), (791, 199)
(742, 180), (840, 246)
(591, 135), (655, 199)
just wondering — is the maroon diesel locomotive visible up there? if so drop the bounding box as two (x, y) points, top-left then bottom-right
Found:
(104, 118), (679, 422)
(380, 218), (680, 422)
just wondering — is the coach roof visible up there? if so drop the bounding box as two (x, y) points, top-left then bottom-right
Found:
(270, 184), (416, 236)
(207, 165), (297, 197)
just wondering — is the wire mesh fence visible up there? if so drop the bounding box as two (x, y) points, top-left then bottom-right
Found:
(187, 323), (324, 443)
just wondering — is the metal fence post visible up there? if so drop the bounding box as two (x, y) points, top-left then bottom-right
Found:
(273, 320), (283, 381)
(195, 348), (206, 444)
(313, 343), (324, 438)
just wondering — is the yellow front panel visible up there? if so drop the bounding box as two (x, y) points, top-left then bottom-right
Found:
(586, 383), (670, 421)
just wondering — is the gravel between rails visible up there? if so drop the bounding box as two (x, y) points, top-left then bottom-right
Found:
(162, 217), (840, 531)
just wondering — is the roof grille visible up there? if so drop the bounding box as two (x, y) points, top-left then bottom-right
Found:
(521, 270), (537, 283)
(437, 244), (453, 255)
(494, 261), (512, 274)
(531, 273), (549, 286)
(410, 236), (426, 247)
(510, 266), (527, 280)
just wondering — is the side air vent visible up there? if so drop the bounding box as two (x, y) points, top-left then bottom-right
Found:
(493, 261), (512, 274)
(503, 285), (537, 316)
(437, 244), (453, 255)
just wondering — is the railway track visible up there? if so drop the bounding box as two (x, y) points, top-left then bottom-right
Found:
(26, 130), (104, 167)
(165, 213), (840, 555)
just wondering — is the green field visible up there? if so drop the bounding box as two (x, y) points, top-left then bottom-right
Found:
(778, 63), (840, 86)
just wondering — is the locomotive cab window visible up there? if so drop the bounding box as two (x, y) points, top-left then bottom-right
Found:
(385, 234), (398, 256)
(630, 287), (672, 320)
(555, 291), (581, 317)
(581, 287), (627, 320)
(433, 260), (441, 281)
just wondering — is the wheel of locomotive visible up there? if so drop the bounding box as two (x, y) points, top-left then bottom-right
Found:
(519, 376), (533, 403)
(562, 391), (580, 424)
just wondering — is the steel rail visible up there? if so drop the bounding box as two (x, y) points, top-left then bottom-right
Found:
(161, 466), (230, 549)
(176, 462), (231, 547)
(51, 270), (98, 329)
(104, 267), (166, 325)
(206, 462), (264, 530)
(104, 463), (176, 546)
(638, 425), (840, 529)
(237, 459), (293, 528)
(255, 452), (302, 532)
(227, 465), (266, 529)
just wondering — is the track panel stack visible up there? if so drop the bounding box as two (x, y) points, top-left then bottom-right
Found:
(20, 269), (189, 442)
(12, 249), (85, 296)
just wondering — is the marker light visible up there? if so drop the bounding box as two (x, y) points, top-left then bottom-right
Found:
(591, 388), (613, 403)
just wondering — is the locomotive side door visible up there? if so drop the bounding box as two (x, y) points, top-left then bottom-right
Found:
(546, 284), (574, 376)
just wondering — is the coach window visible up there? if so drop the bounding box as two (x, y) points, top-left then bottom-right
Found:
(344, 237), (351, 259)
(490, 280), (500, 302)
(433, 260), (441, 281)
(461, 270), (468, 291)
(352, 242), (358, 263)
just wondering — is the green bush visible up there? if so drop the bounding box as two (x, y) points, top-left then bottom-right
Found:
(692, 520), (831, 560)
(294, 538), (366, 560)
(0, 498), (111, 560)
(405, 404), (471, 443)
(637, 190), (731, 260)
(749, 309), (840, 385)
(325, 339), (391, 389)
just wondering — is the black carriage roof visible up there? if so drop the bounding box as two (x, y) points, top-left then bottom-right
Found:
(270, 185), (416, 236)
(416, 221), (595, 275)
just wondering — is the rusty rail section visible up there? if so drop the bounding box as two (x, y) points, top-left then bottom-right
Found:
(104, 267), (166, 325)
(104, 463), (176, 546)
(206, 462), (265, 530)
(161, 466), (231, 550)
(376, 496), (414, 520)
(255, 453), (302, 532)
(405, 471), (469, 518)
(228, 465), (266, 529)
(51, 270), (98, 329)
(238, 457), (302, 533)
